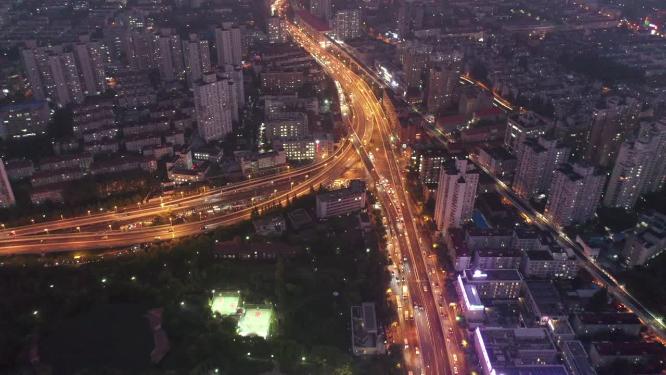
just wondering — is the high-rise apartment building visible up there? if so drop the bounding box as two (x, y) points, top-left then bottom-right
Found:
(545, 162), (606, 228)
(604, 119), (666, 210)
(309, 0), (331, 21)
(0, 158), (16, 207)
(215, 26), (242, 66)
(400, 43), (429, 89)
(434, 158), (479, 233)
(267, 16), (288, 43)
(504, 111), (551, 155)
(156, 29), (184, 82)
(641, 118), (666, 194)
(585, 96), (641, 168)
(183, 34), (211, 86)
(333, 9), (360, 40)
(22, 46), (85, 106)
(127, 29), (157, 70)
(512, 136), (569, 200)
(425, 64), (460, 113)
(194, 72), (233, 142)
(21, 47), (47, 100)
(73, 40), (109, 96)
(222, 64), (245, 108)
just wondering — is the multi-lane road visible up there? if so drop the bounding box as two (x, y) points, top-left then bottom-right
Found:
(286, 18), (458, 375)
(0, 117), (371, 254)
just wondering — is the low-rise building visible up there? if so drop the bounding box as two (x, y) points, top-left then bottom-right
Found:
(572, 313), (642, 338)
(168, 167), (207, 184)
(237, 149), (287, 177)
(0, 100), (50, 139)
(31, 168), (85, 187)
(473, 248), (523, 270)
(30, 183), (66, 204)
(84, 139), (119, 155)
(521, 247), (578, 279)
(465, 228), (514, 249)
(72, 99), (115, 134)
(315, 180), (367, 219)
(477, 146), (517, 182)
(623, 211), (666, 267)
(561, 340), (598, 375)
(473, 327), (564, 375)
(39, 152), (93, 171)
(444, 227), (472, 271)
(351, 302), (386, 356)
(5, 159), (34, 181)
(588, 342), (664, 367)
(213, 240), (302, 260)
(287, 134), (333, 160)
(124, 133), (162, 153)
(455, 274), (485, 323)
(462, 269), (523, 300)
(261, 69), (305, 94)
(523, 280), (567, 325)
(253, 214), (287, 236)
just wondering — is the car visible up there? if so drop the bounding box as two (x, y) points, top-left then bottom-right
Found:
(414, 347), (420, 355)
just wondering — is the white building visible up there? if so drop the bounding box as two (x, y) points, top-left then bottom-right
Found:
(624, 211), (666, 267)
(267, 17), (288, 43)
(309, 0), (331, 21)
(521, 248), (579, 279)
(156, 29), (184, 82)
(183, 34), (211, 86)
(504, 111), (551, 154)
(316, 180), (366, 219)
(194, 72), (233, 142)
(425, 64), (460, 113)
(333, 9), (361, 40)
(22, 46), (85, 106)
(603, 119), (666, 210)
(0, 100), (50, 139)
(513, 136), (569, 200)
(434, 158), (479, 233)
(277, 135), (334, 161)
(0, 158), (16, 207)
(545, 162), (606, 228)
(73, 40), (109, 96)
(265, 112), (309, 141)
(215, 26), (242, 66)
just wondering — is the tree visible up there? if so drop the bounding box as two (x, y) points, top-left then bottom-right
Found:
(587, 288), (609, 312)
(48, 107), (74, 139)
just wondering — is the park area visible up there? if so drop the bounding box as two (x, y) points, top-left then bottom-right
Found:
(0, 194), (402, 374)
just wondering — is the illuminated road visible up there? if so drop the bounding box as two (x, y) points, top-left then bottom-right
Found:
(420, 112), (666, 343)
(0, 154), (345, 238)
(0, 144), (362, 254)
(0, 106), (370, 254)
(286, 18), (452, 374)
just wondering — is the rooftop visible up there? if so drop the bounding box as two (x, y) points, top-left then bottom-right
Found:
(592, 341), (664, 357)
(317, 179), (366, 203)
(464, 269), (522, 282)
(576, 312), (641, 326)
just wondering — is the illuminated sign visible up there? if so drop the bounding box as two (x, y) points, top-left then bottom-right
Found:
(472, 269), (488, 278)
(475, 328), (497, 375)
(458, 275), (484, 311)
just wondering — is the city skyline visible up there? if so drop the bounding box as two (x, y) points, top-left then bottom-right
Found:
(1, 0), (666, 374)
